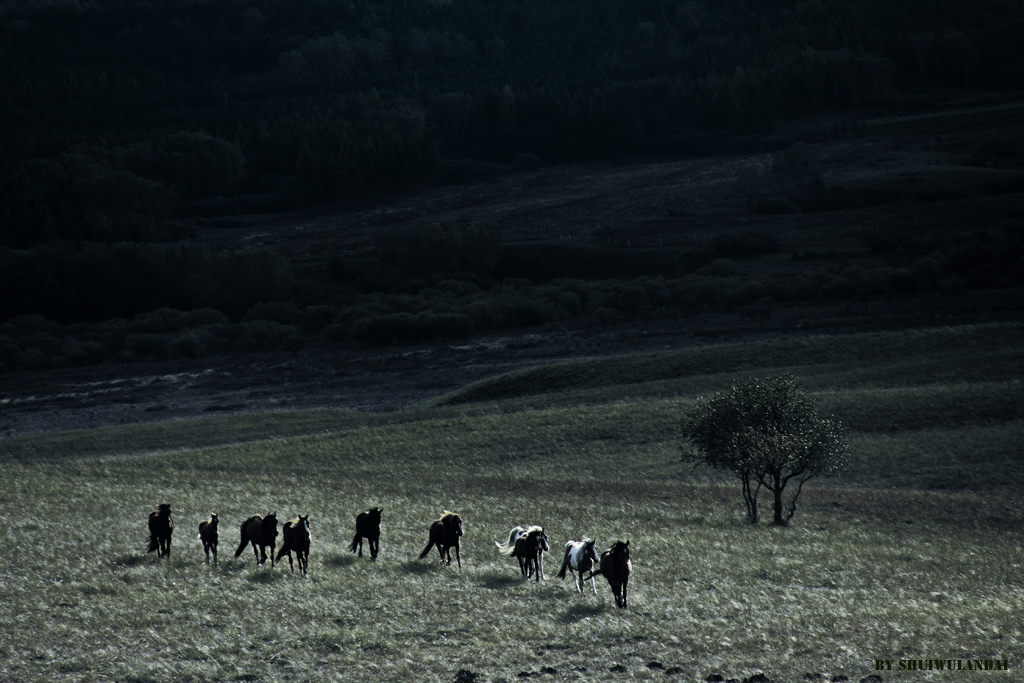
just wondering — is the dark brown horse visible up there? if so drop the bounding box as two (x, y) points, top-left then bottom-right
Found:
(597, 540), (631, 608)
(234, 513), (279, 567)
(276, 515), (311, 575)
(417, 511), (463, 568)
(198, 512), (219, 564)
(496, 525), (550, 581)
(349, 507), (382, 561)
(146, 503), (174, 558)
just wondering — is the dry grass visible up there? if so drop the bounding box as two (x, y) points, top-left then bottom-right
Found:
(1, 323), (1021, 682)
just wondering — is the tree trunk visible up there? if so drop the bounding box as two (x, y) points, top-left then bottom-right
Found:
(771, 471), (786, 526)
(741, 470), (760, 525)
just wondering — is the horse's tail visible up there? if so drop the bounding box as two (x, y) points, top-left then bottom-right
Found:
(233, 520), (250, 558)
(417, 537), (435, 560)
(348, 532), (361, 554)
(494, 540), (516, 556)
(146, 532), (159, 553)
(555, 545), (571, 580)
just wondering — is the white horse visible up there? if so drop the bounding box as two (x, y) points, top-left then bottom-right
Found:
(555, 538), (600, 594)
(496, 525), (550, 580)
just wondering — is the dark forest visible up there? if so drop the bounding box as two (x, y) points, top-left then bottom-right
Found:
(2, 0), (1023, 371)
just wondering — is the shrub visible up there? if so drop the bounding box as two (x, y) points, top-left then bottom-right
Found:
(712, 231), (780, 258)
(186, 308), (230, 327)
(0, 340), (23, 368)
(302, 305), (336, 333)
(171, 332), (206, 359)
(352, 312), (474, 344)
(129, 308), (189, 334)
(125, 333), (173, 359)
(244, 301), (303, 326)
(235, 321), (303, 351)
(699, 259), (739, 277)
(675, 245), (719, 273)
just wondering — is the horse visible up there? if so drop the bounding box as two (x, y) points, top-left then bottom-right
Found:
(417, 511), (464, 568)
(495, 525), (550, 581)
(555, 538), (600, 594)
(198, 513), (218, 564)
(146, 503), (174, 558)
(597, 540), (631, 608)
(276, 515), (311, 575)
(234, 512), (279, 567)
(349, 507), (382, 561)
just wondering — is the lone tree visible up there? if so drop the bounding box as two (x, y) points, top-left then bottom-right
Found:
(681, 375), (848, 525)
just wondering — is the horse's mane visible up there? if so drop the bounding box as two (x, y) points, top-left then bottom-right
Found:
(440, 510), (461, 522)
(524, 525), (544, 536)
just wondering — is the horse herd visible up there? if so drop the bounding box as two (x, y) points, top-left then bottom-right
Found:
(147, 504), (631, 607)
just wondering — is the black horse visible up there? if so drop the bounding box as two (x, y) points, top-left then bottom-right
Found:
(597, 540), (631, 608)
(146, 503), (174, 558)
(276, 515), (311, 575)
(417, 511), (464, 568)
(496, 525), (550, 581)
(349, 507), (382, 561)
(234, 513), (279, 567)
(198, 512), (219, 564)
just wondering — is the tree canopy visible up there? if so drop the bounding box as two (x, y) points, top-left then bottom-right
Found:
(681, 374), (848, 525)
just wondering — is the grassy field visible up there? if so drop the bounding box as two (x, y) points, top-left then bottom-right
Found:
(0, 323), (1021, 682)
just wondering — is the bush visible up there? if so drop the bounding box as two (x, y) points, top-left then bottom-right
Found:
(129, 308), (189, 334)
(186, 308), (230, 327)
(352, 312), (474, 344)
(125, 333), (173, 359)
(0, 340), (23, 368)
(244, 301), (303, 326)
(171, 332), (206, 359)
(712, 231), (780, 258)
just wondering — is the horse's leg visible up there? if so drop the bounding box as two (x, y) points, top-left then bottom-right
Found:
(212, 541), (217, 565)
(370, 537), (378, 561)
(251, 540), (261, 565)
(454, 541), (461, 569)
(588, 571), (598, 595)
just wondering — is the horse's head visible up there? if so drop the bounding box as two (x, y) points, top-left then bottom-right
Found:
(612, 540), (630, 563)
(300, 514), (310, 537)
(158, 503), (172, 516)
(264, 512), (279, 538)
(209, 513), (219, 529)
(585, 539), (600, 563)
(527, 527), (549, 552)
(442, 512), (463, 537)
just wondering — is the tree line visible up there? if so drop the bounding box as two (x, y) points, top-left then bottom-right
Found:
(3, 0), (1024, 247)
